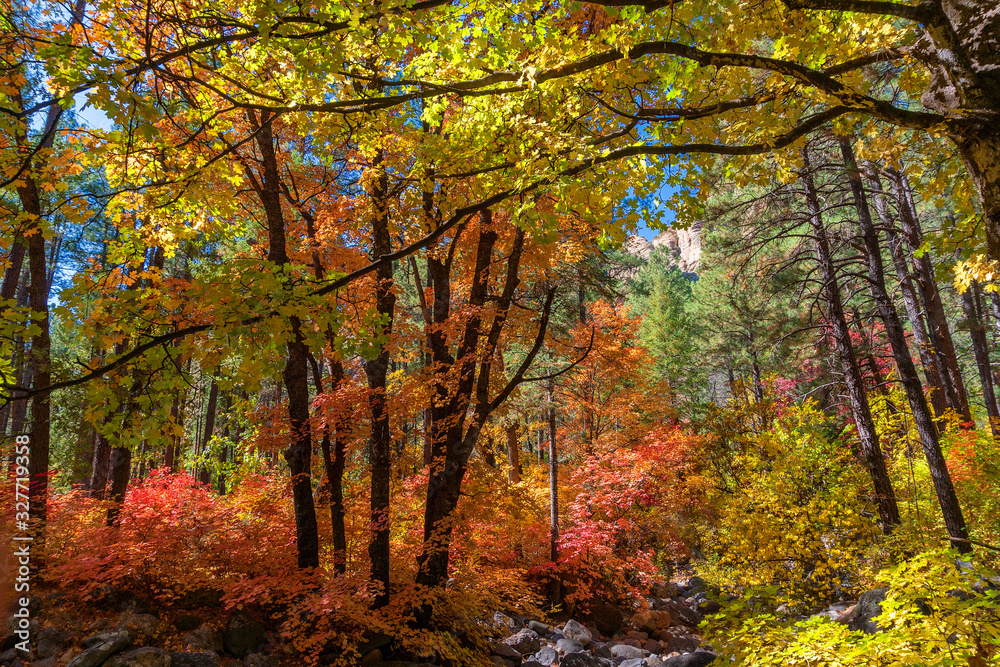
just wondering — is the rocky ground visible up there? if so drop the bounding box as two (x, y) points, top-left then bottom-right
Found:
(2, 577), (878, 667)
(485, 578), (718, 667)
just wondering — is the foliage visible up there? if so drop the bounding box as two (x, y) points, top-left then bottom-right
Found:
(699, 402), (881, 609)
(703, 549), (1000, 666)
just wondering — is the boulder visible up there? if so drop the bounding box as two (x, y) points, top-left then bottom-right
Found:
(562, 619), (593, 645)
(621, 659), (646, 667)
(561, 651), (610, 667)
(657, 628), (700, 654)
(494, 612), (517, 631)
(224, 612), (266, 658)
(662, 651), (716, 667)
(67, 631), (132, 667)
(492, 640), (521, 659)
(171, 651), (221, 667)
(556, 638), (584, 653)
(32, 658), (56, 667)
(527, 620), (552, 636)
(610, 643), (645, 660)
(183, 625), (223, 653)
(174, 615), (203, 632)
(631, 611), (672, 635)
(533, 646), (559, 665)
(35, 628), (65, 660)
(244, 654), (278, 667)
(588, 602), (623, 636)
(105, 647), (172, 667)
(116, 613), (158, 639)
(848, 588), (888, 634)
(502, 629), (540, 654)
(650, 600), (701, 628)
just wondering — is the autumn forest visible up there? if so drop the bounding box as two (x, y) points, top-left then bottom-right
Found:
(2, 0), (1000, 665)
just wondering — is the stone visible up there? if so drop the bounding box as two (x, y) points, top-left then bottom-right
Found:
(36, 638), (63, 659)
(174, 615), (203, 632)
(610, 643), (645, 660)
(556, 638), (584, 653)
(183, 625), (223, 652)
(502, 629), (540, 654)
(490, 657), (517, 667)
(83, 619), (108, 635)
(684, 577), (707, 595)
(631, 611), (671, 635)
(105, 647), (172, 667)
(224, 612), (266, 658)
(36, 627), (65, 644)
(492, 640), (521, 659)
(650, 600), (700, 628)
(621, 659), (646, 667)
(643, 639), (660, 653)
(116, 613), (158, 639)
(522, 662), (545, 667)
(657, 628), (699, 654)
(533, 646), (558, 665)
(661, 651), (716, 667)
(244, 654), (278, 667)
(67, 631), (132, 667)
(562, 619), (593, 645)
(590, 602), (625, 637)
(561, 651), (607, 667)
(527, 620), (552, 636)
(592, 642), (613, 659)
(171, 651), (221, 667)
(0, 649), (17, 664)
(646, 657), (664, 666)
(177, 588), (224, 609)
(848, 588), (888, 634)
(494, 612), (517, 631)
(32, 658), (55, 667)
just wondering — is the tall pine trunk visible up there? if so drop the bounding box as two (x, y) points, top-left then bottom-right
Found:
(841, 139), (970, 552)
(801, 149), (900, 531)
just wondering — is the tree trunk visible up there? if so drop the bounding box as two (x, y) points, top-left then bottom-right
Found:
(801, 149), (901, 532)
(363, 146), (396, 605)
(887, 168), (972, 423)
(841, 139), (970, 551)
(507, 423), (521, 483)
(105, 444), (131, 525)
(309, 354), (349, 575)
(962, 283), (1000, 436)
(19, 175), (51, 546)
(199, 380), (219, 486)
(547, 376), (561, 605)
(867, 170), (949, 419)
(250, 109), (319, 569)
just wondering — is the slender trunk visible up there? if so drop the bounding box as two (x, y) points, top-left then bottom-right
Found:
(547, 377), (561, 605)
(364, 148), (395, 604)
(20, 176), (51, 546)
(962, 283), (1000, 436)
(888, 168), (972, 423)
(506, 423), (520, 484)
(309, 355), (348, 575)
(105, 444), (131, 525)
(867, 169), (948, 418)
(801, 149), (900, 531)
(199, 380), (219, 486)
(165, 391), (179, 471)
(250, 109), (319, 569)
(841, 139), (969, 551)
